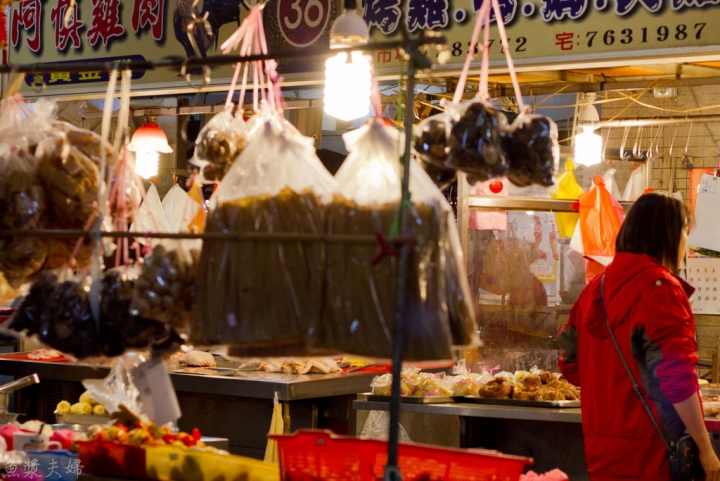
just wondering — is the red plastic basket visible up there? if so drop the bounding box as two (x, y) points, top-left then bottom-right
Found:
(76, 440), (148, 479)
(271, 430), (532, 481)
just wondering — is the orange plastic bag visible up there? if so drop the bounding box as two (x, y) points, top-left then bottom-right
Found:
(579, 175), (624, 256)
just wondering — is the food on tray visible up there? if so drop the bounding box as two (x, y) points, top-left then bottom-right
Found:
(57, 390), (107, 417)
(179, 350), (216, 367)
(71, 402), (92, 415)
(479, 378), (514, 399)
(453, 375), (483, 396)
(370, 371), (454, 398)
(237, 358), (341, 375)
(27, 348), (62, 360)
(83, 421), (206, 448)
(56, 401), (72, 415)
(512, 375), (543, 400)
(178, 367), (218, 375)
(131, 243), (200, 329)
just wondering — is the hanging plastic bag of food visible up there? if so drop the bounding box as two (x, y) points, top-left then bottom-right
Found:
(192, 111), (247, 182)
(316, 119), (476, 361)
(445, 100), (509, 185)
(504, 113), (559, 187)
(7, 267), (179, 359)
(550, 160), (584, 239)
(192, 109), (337, 356)
(0, 95), (49, 289)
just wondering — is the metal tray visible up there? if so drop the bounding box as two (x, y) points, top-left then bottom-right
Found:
(365, 394), (460, 404)
(55, 413), (111, 425)
(174, 367), (237, 376)
(465, 396), (580, 408)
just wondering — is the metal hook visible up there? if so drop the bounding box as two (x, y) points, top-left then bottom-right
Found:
(30, 75), (47, 94)
(633, 126), (643, 159)
(684, 123), (693, 155)
(669, 128), (678, 157)
(620, 127), (630, 160)
(181, 58), (212, 90)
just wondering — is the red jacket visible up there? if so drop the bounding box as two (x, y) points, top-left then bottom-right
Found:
(558, 252), (699, 481)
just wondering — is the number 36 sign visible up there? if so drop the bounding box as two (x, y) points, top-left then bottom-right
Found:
(278, 0), (331, 47)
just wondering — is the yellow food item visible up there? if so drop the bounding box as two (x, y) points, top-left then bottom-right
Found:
(92, 404), (106, 415)
(70, 402), (92, 415)
(79, 391), (97, 405)
(56, 401), (71, 414)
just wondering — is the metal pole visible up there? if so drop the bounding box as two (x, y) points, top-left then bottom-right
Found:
(384, 54), (416, 481)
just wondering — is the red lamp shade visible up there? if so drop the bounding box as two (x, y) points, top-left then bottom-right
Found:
(128, 122), (173, 153)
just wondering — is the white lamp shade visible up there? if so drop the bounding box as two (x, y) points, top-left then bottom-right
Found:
(128, 122), (173, 154)
(329, 10), (369, 48)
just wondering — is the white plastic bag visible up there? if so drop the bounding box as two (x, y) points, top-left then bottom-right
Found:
(602, 168), (622, 200)
(130, 184), (169, 244)
(162, 184), (201, 233)
(360, 411), (411, 442)
(622, 166), (645, 201)
(192, 111), (337, 356)
(316, 119), (476, 361)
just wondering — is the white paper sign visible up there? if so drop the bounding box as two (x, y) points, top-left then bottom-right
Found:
(131, 358), (181, 425)
(685, 258), (720, 315)
(688, 174), (720, 253)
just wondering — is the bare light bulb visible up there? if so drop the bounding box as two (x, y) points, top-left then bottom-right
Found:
(324, 51), (372, 122)
(135, 150), (159, 179)
(574, 126), (602, 166)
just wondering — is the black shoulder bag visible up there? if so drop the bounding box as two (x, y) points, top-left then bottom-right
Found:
(600, 275), (703, 481)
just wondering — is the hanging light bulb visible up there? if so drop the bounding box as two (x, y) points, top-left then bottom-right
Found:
(573, 93), (602, 166)
(324, 51), (372, 121)
(128, 115), (173, 179)
(323, 0), (371, 122)
(574, 126), (603, 166)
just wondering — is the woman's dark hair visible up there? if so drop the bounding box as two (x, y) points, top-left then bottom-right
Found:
(616, 193), (694, 273)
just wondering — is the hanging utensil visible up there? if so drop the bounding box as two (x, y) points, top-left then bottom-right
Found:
(633, 126), (644, 159)
(620, 127), (630, 161)
(682, 123), (694, 170)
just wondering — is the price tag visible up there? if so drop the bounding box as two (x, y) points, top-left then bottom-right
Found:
(131, 358), (181, 426)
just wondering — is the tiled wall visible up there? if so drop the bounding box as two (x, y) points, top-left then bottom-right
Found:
(598, 85), (720, 363)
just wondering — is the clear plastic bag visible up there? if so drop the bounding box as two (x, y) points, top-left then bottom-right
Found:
(131, 241), (200, 330)
(7, 268), (179, 359)
(413, 113), (450, 169)
(360, 411), (411, 442)
(82, 353), (146, 420)
(0, 97), (49, 288)
(316, 119), (456, 361)
(504, 114), (559, 187)
(192, 112), (336, 356)
(193, 110), (246, 182)
(445, 100), (508, 184)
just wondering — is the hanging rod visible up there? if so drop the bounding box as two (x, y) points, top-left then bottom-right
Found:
(0, 38), (444, 74)
(0, 229), (403, 243)
(601, 114), (720, 127)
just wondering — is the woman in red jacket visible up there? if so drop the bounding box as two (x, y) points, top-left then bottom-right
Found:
(558, 193), (720, 481)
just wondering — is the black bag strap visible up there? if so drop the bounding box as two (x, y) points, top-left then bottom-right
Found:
(600, 275), (674, 453)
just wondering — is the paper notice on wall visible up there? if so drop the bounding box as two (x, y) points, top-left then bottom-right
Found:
(685, 258), (720, 315)
(687, 174), (720, 253)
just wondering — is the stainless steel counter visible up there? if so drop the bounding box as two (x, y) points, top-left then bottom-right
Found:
(0, 357), (377, 459)
(353, 399), (582, 423)
(353, 396), (587, 480)
(0, 358), (376, 401)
